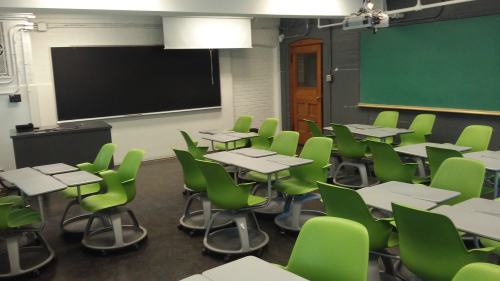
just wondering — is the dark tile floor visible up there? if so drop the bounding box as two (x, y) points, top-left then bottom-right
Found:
(0, 158), (325, 280)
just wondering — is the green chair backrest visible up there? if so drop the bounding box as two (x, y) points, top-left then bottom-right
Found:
(289, 137), (332, 183)
(92, 143), (118, 173)
(455, 125), (492, 153)
(430, 157), (485, 206)
(0, 202), (13, 230)
(369, 140), (418, 183)
(196, 160), (252, 210)
(250, 118), (279, 150)
(173, 149), (207, 192)
(285, 217), (368, 281)
(453, 263), (500, 281)
(270, 131), (299, 156)
(392, 203), (483, 281)
(332, 123), (367, 159)
(304, 119), (324, 138)
(400, 114), (436, 146)
(317, 182), (393, 251)
(179, 130), (207, 160)
(116, 149), (145, 202)
(233, 115), (253, 133)
(426, 146), (463, 180)
(373, 111), (399, 128)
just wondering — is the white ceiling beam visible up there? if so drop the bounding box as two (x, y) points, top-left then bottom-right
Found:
(0, 0), (360, 18)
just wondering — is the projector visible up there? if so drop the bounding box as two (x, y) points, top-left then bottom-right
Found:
(343, 11), (389, 33)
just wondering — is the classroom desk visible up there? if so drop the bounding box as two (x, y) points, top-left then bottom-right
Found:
(464, 151), (500, 198)
(0, 168), (46, 206)
(432, 204), (500, 242)
(454, 198), (500, 217)
(230, 148), (277, 158)
(199, 129), (235, 135)
(372, 181), (460, 203)
(33, 163), (78, 175)
(395, 142), (472, 178)
(324, 126), (410, 143)
(201, 134), (241, 151)
(204, 152), (253, 183)
(357, 187), (436, 213)
(262, 154), (313, 167)
(202, 256), (307, 281)
(346, 124), (382, 129)
(225, 132), (258, 140)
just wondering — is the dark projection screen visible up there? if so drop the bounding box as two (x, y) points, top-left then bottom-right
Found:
(51, 46), (221, 121)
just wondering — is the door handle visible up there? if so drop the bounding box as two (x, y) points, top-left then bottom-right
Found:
(316, 97), (321, 100)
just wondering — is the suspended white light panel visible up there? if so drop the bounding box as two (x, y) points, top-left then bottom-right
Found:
(162, 17), (252, 49)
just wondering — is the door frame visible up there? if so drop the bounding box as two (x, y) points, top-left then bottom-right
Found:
(289, 38), (323, 136)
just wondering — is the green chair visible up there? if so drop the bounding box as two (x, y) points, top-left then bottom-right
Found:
(247, 131), (299, 215)
(214, 115), (253, 150)
(0, 202), (53, 277)
(369, 140), (428, 184)
(197, 160), (268, 261)
(173, 149), (231, 236)
(276, 217), (369, 281)
(59, 143), (117, 233)
(367, 111), (399, 144)
(455, 125), (493, 153)
(392, 203), (495, 281)
(305, 119), (342, 177)
(398, 114), (436, 146)
(179, 130), (209, 160)
(249, 118), (279, 150)
(0, 196), (23, 208)
(81, 149), (146, 254)
(332, 123), (379, 188)
(427, 146), (463, 181)
(273, 137), (332, 234)
(453, 263), (500, 281)
(317, 182), (398, 279)
(430, 157), (485, 206)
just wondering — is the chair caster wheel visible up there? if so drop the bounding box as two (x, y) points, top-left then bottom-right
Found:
(183, 190), (188, 195)
(101, 250), (108, 257)
(32, 269), (40, 278)
(201, 248), (210, 256)
(279, 229), (286, 236)
(223, 254), (232, 263)
(177, 224), (183, 230)
(189, 230), (196, 237)
(132, 243), (140, 251)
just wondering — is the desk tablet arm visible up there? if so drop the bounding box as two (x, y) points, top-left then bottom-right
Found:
(469, 246), (497, 253)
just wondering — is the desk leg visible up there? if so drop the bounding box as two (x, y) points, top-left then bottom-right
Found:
(77, 185), (82, 203)
(225, 143), (228, 152)
(234, 166), (238, 184)
(233, 141), (236, 150)
(211, 140), (215, 151)
(20, 191), (27, 208)
(37, 196), (46, 230)
(494, 171), (499, 199)
(380, 137), (386, 143)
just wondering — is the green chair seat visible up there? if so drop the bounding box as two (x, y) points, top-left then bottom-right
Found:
(453, 263), (500, 281)
(246, 170), (290, 182)
(59, 183), (101, 199)
(7, 208), (41, 228)
(0, 196), (23, 208)
(412, 176), (430, 185)
(247, 195), (267, 206)
(274, 178), (317, 195)
(81, 193), (127, 212)
(214, 139), (247, 151)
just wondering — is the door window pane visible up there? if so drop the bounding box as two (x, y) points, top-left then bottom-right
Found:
(297, 53), (317, 87)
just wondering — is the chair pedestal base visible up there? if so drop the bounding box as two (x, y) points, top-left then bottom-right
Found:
(180, 192), (232, 231)
(0, 231), (55, 278)
(82, 207), (147, 251)
(203, 210), (268, 256)
(334, 160), (380, 188)
(274, 193), (325, 232)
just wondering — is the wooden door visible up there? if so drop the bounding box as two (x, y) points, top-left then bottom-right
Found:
(289, 39), (323, 145)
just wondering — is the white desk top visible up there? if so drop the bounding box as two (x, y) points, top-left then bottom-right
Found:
(230, 148), (277, 158)
(33, 163), (78, 175)
(226, 133), (258, 139)
(433, 205), (500, 242)
(454, 198), (500, 216)
(199, 129), (235, 135)
(464, 151), (500, 172)
(262, 154), (313, 167)
(372, 181), (460, 203)
(202, 256), (307, 281)
(201, 134), (240, 143)
(234, 158), (289, 175)
(204, 152), (252, 165)
(346, 124), (382, 129)
(395, 142), (472, 158)
(357, 187), (436, 213)
(376, 127), (414, 134)
(0, 168), (45, 184)
(181, 274), (211, 281)
(15, 175), (68, 196)
(52, 171), (102, 186)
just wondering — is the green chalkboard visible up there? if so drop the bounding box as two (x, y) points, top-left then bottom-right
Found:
(360, 14), (500, 113)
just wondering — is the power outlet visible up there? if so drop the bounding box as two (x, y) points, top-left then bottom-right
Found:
(326, 74), (332, 82)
